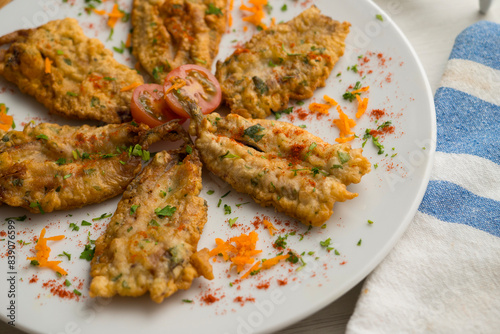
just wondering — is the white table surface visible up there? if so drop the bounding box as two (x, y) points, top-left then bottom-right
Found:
(1, 0), (499, 333)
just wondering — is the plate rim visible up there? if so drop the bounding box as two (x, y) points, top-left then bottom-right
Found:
(0, 0), (437, 333)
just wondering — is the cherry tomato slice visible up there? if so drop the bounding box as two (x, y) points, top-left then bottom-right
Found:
(163, 64), (222, 118)
(131, 84), (186, 127)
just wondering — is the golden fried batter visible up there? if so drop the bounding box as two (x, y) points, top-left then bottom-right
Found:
(0, 121), (181, 214)
(186, 103), (370, 227)
(0, 18), (144, 123)
(132, 0), (227, 83)
(90, 131), (213, 303)
(216, 6), (350, 119)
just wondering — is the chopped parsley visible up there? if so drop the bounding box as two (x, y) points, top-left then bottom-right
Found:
(376, 14), (384, 21)
(81, 220), (92, 226)
(69, 223), (80, 231)
(79, 244), (95, 261)
(92, 213), (112, 221)
(281, 4), (287, 11)
(149, 219), (160, 227)
(55, 158), (66, 166)
(73, 289), (82, 296)
(286, 251), (299, 264)
(342, 81), (362, 102)
(224, 204), (231, 215)
(357, 239), (362, 246)
(186, 145), (193, 154)
(221, 191), (231, 198)
(368, 220), (374, 225)
(130, 204), (140, 215)
(228, 217), (238, 227)
(59, 251), (71, 261)
(363, 129), (385, 154)
(377, 121), (392, 129)
(320, 238), (335, 252)
(243, 124), (265, 142)
(130, 144), (151, 161)
(272, 107), (293, 120)
(155, 205), (177, 218)
(220, 151), (240, 160)
(66, 92), (78, 97)
(182, 299), (193, 303)
(30, 201), (45, 213)
(152, 66), (164, 81)
(5, 215), (27, 222)
(64, 279), (71, 287)
(36, 134), (49, 140)
(338, 151), (351, 164)
(235, 202), (250, 207)
(252, 76), (269, 94)
(206, 190), (215, 195)
(205, 3), (223, 15)
(274, 235), (288, 249)
(113, 41), (126, 54)
(304, 142), (317, 159)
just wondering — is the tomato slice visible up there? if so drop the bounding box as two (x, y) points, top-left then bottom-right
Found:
(163, 64), (222, 118)
(131, 84), (186, 127)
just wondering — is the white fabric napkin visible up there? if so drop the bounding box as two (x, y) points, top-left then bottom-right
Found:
(346, 21), (500, 334)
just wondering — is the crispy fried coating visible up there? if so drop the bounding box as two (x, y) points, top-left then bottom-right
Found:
(216, 6), (350, 119)
(132, 0), (227, 83)
(0, 121), (182, 214)
(90, 131), (213, 303)
(0, 18), (144, 123)
(188, 106), (370, 227)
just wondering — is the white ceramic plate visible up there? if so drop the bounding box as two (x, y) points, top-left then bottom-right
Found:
(0, 0), (436, 333)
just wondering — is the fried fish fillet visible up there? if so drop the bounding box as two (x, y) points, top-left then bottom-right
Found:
(186, 104), (370, 227)
(90, 130), (213, 303)
(0, 121), (180, 213)
(216, 6), (350, 119)
(0, 18), (144, 123)
(132, 0), (227, 83)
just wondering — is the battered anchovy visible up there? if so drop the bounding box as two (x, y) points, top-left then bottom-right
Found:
(0, 121), (181, 213)
(90, 126), (213, 303)
(132, 0), (227, 83)
(186, 103), (370, 227)
(216, 6), (350, 119)
(0, 18), (144, 123)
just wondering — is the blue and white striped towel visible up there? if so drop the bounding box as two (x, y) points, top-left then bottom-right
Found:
(346, 21), (500, 333)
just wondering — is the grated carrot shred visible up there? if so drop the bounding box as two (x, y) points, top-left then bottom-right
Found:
(0, 104), (13, 131)
(262, 219), (277, 236)
(333, 105), (356, 143)
(351, 86), (370, 95)
(125, 33), (132, 48)
(240, 0), (268, 29)
(209, 231), (262, 274)
(308, 102), (331, 115)
(94, 4), (124, 28)
(240, 261), (260, 280)
(27, 228), (67, 276)
(228, 0), (234, 27)
(241, 253), (289, 279)
(165, 77), (186, 94)
(44, 57), (52, 74)
(355, 94), (369, 119)
(323, 95), (338, 106)
(120, 82), (142, 92)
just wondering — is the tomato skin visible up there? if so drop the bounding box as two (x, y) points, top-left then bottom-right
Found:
(131, 84), (186, 127)
(163, 65), (222, 118)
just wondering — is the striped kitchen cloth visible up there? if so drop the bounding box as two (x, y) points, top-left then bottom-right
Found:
(346, 21), (500, 333)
